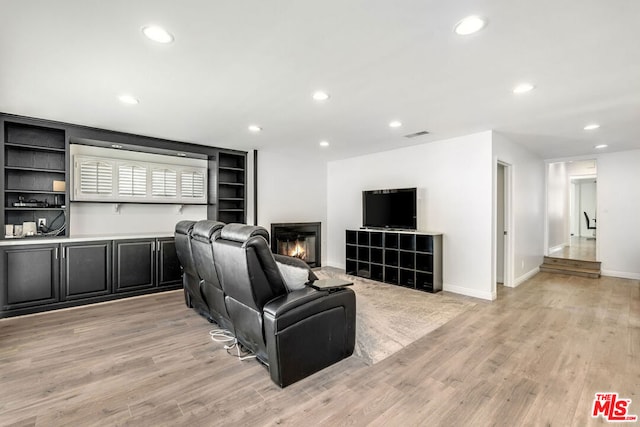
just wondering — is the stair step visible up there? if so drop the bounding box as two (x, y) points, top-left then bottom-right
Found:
(543, 256), (601, 270)
(540, 264), (600, 279)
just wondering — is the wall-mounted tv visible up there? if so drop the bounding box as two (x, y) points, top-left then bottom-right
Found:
(362, 187), (417, 230)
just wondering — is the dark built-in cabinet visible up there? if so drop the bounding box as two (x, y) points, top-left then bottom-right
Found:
(217, 151), (246, 224)
(113, 239), (155, 293)
(61, 241), (111, 300)
(0, 112), (245, 317)
(0, 244), (59, 310)
(157, 237), (181, 286)
(113, 238), (181, 292)
(346, 229), (443, 293)
(0, 236), (181, 318)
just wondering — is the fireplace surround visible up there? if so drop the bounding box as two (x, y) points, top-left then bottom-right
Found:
(270, 222), (321, 267)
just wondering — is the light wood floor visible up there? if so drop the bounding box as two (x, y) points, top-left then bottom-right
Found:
(550, 236), (597, 261)
(1, 272), (639, 426)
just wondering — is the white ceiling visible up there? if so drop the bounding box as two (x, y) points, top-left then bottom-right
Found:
(1, 0), (639, 161)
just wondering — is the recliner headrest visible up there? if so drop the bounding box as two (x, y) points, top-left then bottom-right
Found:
(220, 223), (269, 244)
(192, 220), (225, 241)
(175, 220), (196, 235)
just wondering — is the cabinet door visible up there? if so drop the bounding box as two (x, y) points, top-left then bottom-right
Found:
(157, 238), (181, 287)
(61, 241), (111, 300)
(0, 244), (59, 310)
(113, 239), (155, 292)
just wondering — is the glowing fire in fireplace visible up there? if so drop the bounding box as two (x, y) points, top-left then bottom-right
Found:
(289, 241), (306, 260)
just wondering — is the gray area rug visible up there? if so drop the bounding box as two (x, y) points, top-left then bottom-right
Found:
(315, 268), (476, 365)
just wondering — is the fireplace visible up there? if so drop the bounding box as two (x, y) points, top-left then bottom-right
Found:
(271, 222), (321, 268)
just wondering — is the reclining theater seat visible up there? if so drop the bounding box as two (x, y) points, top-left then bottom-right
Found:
(213, 223), (356, 387)
(190, 220), (233, 330)
(175, 220), (210, 318)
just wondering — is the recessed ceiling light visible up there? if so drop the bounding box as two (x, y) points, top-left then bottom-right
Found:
(512, 83), (535, 94)
(142, 25), (174, 44)
(319, 140), (330, 147)
(111, 144), (122, 149)
(312, 91), (330, 101)
(594, 144), (608, 149)
(248, 125), (262, 132)
(176, 152), (187, 157)
(389, 121), (402, 128)
(454, 16), (487, 35)
(584, 123), (600, 131)
(118, 94), (139, 105)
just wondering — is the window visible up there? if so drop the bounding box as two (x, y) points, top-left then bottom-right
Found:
(72, 153), (207, 203)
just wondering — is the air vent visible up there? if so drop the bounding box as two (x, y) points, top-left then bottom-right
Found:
(404, 130), (430, 138)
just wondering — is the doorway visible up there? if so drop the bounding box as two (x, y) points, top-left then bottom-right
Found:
(495, 161), (513, 291)
(545, 159), (597, 261)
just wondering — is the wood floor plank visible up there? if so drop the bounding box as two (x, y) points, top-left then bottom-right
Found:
(1, 273), (640, 426)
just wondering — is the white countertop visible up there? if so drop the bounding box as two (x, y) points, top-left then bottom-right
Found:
(0, 232), (174, 246)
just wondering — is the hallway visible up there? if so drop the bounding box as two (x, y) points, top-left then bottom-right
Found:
(549, 236), (596, 262)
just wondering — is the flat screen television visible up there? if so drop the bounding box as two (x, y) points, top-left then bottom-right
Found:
(362, 187), (417, 230)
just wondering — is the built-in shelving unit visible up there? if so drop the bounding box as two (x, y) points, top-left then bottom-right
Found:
(345, 229), (443, 293)
(0, 111), (250, 318)
(2, 120), (68, 238)
(217, 151), (246, 223)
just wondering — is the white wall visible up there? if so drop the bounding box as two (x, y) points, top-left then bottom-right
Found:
(256, 148), (328, 264)
(597, 149), (640, 279)
(70, 203), (206, 235)
(327, 131), (495, 300)
(492, 132), (545, 287)
(546, 162), (569, 251)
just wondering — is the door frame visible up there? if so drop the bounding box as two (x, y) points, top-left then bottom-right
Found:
(494, 160), (514, 295)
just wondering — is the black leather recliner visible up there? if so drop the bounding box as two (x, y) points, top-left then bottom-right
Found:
(212, 223), (356, 387)
(175, 220), (210, 318)
(190, 220), (233, 330)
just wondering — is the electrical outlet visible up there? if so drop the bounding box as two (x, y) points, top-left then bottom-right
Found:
(38, 218), (46, 228)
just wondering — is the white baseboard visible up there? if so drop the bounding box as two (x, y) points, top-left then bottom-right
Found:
(510, 267), (540, 288)
(444, 283), (495, 301)
(601, 269), (640, 280)
(548, 243), (567, 254)
(325, 261), (345, 270)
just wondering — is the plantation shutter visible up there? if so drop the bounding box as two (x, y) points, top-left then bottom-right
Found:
(181, 170), (205, 198)
(118, 164), (147, 196)
(151, 169), (178, 197)
(79, 160), (113, 194)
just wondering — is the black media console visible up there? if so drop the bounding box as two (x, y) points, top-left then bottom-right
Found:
(345, 229), (443, 293)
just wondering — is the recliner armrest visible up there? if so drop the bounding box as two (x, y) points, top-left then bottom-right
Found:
(264, 287), (327, 319)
